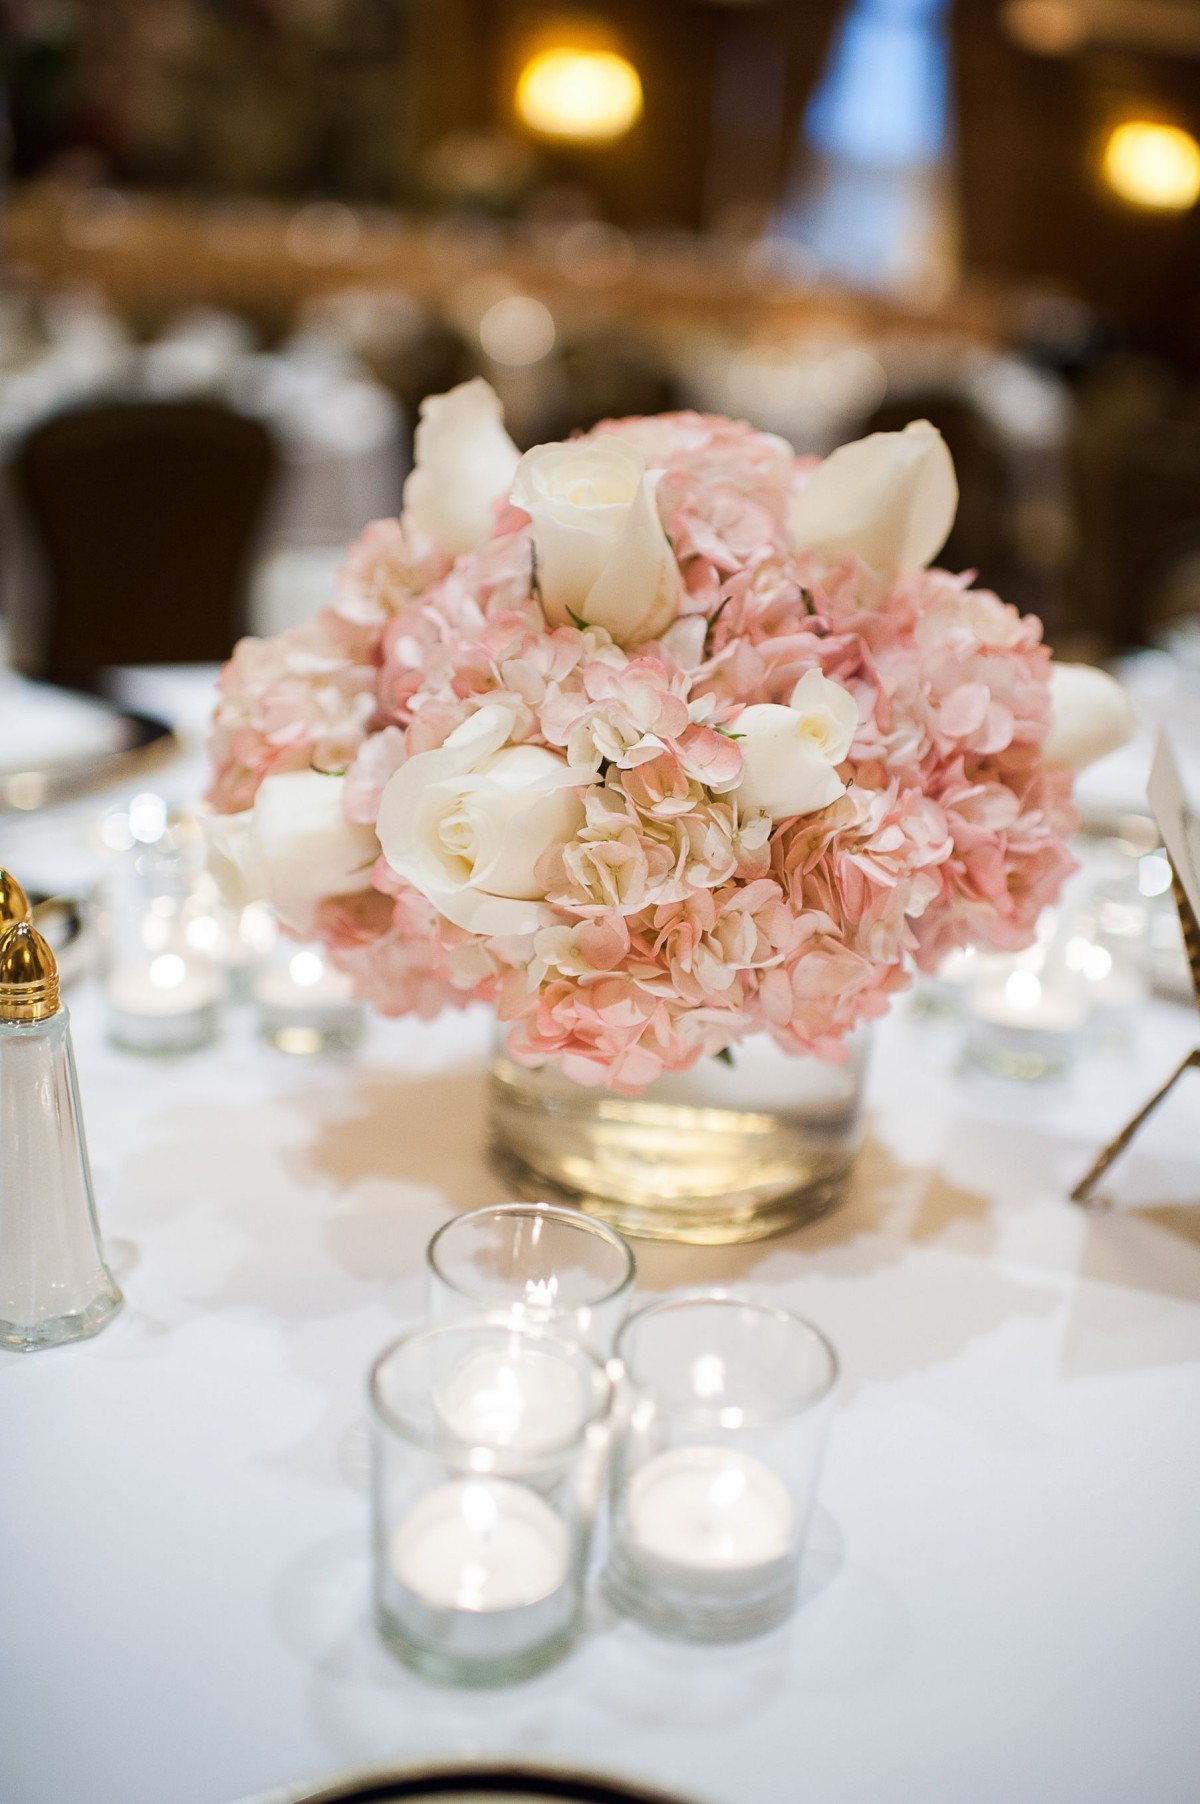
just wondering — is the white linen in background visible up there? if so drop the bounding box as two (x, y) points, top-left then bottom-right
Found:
(0, 668), (131, 776)
(0, 618), (131, 776)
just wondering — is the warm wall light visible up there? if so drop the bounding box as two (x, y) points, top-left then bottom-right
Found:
(1102, 120), (1200, 211)
(515, 47), (643, 142)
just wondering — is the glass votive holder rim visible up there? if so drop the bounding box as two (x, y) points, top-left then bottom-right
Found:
(614, 1287), (840, 1430)
(368, 1318), (615, 1464)
(426, 1200), (637, 1315)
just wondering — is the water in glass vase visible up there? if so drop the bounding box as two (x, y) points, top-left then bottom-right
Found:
(488, 1030), (869, 1245)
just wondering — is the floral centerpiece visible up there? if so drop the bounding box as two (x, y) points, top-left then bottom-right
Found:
(206, 381), (1132, 1236)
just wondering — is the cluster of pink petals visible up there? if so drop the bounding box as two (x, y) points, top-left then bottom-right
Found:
(314, 875), (497, 1021)
(207, 520), (440, 813)
(209, 410), (1078, 1092)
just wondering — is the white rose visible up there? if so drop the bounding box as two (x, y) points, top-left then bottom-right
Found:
(789, 419), (958, 575)
(203, 771), (378, 933)
(1044, 663), (1137, 771)
(376, 703), (585, 935)
(733, 668), (859, 821)
(402, 378), (520, 559)
(511, 438), (680, 645)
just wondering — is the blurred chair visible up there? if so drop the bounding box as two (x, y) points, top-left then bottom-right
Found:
(1073, 398), (1200, 650)
(862, 395), (1014, 578)
(12, 399), (278, 688)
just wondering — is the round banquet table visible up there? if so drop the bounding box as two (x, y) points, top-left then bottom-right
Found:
(2, 685), (1200, 1804)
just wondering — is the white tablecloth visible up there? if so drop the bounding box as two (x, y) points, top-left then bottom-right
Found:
(2, 729), (1200, 1804)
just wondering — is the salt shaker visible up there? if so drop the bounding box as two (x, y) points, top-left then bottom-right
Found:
(0, 918), (123, 1352)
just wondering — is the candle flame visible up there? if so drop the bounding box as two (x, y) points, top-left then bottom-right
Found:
(149, 953), (186, 991)
(1005, 969), (1042, 1012)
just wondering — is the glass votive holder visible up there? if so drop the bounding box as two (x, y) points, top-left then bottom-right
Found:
(105, 948), (224, 1054)
(915, 945), (1015, 1019)
(606, 1291), (838, 1643)
(253, 940), (365, 1054)
(226, 900), (278, 999)
(98, 813), (226, 1054)
(1059, 886), (1148, 1044)
(965, 968), (1087, 1081)
(369, 1321), (613, 1685)
(427, 1202), (636, 1356)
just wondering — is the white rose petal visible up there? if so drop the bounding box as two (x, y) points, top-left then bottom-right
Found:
(733, 669), (859, 821)
(376, 703), (585, 935)
(402, 378), (520, 559)
(1044, 663), (1137, 771)
(203, 771), (378, 933)
(512, 438), (680, 645)
(789, 419), (958, 575)
(787, 667), (859, 763)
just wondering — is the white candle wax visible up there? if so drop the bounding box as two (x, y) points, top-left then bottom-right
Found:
(625, 1447), (795, 1591)
(970, 971), (1086, 1033)
(434, 1347), (586, 1456)
(391, 1478), (568, 1613)
(253, 954), (356, 1010)
(107, 957), (222, 1017)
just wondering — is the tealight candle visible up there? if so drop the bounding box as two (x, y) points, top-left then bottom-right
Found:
(607, 1292), (837, 1641)
(434, 1346), (588, 1457)
(254, 945), (364, 1053)
(967, 969), (1086, 1080)
(623, 1447), (795, 1595)
(105, 953), (223, 1053)
(370, 1322), (611, 1683)
(390, 1478), (569, 1613)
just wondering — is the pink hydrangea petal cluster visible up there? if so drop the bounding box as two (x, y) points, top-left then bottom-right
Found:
(209, 408), (1079, 1093)
(207, 520), (442, 813)
(314, 870), (498, 1021)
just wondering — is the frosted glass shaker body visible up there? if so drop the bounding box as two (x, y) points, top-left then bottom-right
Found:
(0, 1008), (123, 1351)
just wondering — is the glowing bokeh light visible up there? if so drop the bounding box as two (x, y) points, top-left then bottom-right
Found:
(478, 294), (556, 366)
(1001, 0), (1086, 57)
(149, 954), (187, 991)
(516, 48), (643, 142)
(1102, 121), (1200, 212)
(289, 950), (325, 987)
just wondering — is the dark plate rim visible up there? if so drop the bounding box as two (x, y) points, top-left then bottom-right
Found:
(0, 706), (177, 813)
(239, 1760), (708, 1804)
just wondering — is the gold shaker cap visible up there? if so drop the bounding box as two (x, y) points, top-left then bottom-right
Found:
(0, 869), (32, 928)
(0, 921), (60, 1022)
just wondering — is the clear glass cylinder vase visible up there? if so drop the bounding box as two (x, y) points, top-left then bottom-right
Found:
(488, 1030), (870, 1246)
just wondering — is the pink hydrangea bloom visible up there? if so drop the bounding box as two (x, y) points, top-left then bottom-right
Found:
(209, 406), (1080, 1092)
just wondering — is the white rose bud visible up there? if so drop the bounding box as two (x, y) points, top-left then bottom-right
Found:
(734, 668), (859, 821)
(512, 438), (680, 646)
(377, 703), (585, 935)
(203, 771), (378, 933)
(790, 419), (958, 575)
(1044, 663), (1137, 771)
(402, 378), (520, 559)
